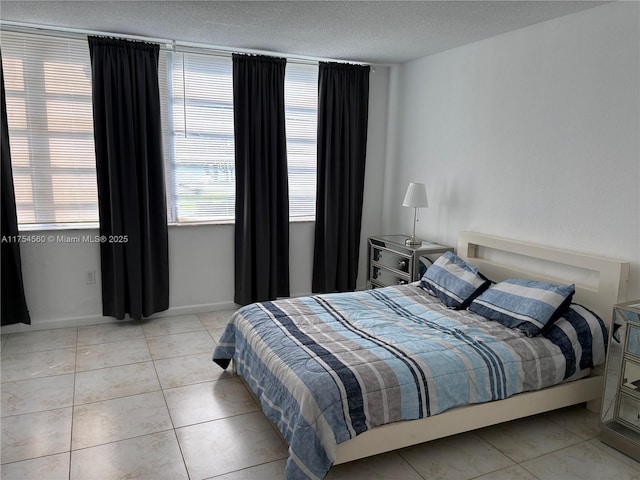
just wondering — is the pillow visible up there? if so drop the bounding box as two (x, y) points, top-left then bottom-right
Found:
(421, 251), (491, 309)
(543, 303), (608, 376)
(468, 279), (575, 337)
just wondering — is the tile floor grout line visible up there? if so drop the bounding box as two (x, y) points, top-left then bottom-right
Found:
(69, 426), (177, 453)
(149, 345), (194, 478)
(71, 388), (164, 409)
(516, 459), (545, 480)
(68, 327), (79, 480)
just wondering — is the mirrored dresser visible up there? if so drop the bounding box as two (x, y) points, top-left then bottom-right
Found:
(601, 300), (640, 461)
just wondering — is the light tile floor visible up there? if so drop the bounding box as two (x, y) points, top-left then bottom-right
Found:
(2, 310), (640, 480)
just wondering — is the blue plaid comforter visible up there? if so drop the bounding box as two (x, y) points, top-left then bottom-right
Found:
(213, 284), (607, 479)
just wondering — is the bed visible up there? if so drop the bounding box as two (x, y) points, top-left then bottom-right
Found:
(213, 232), (629, 479)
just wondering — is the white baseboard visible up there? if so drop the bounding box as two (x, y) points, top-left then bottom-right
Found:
(152, 301), (239, 318)
(0, 301), (240, 333)
(1, 295), (328, 333)
(1, 314), (119, 333)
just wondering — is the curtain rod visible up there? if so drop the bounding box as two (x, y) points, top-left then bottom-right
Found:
(0, 20), (174, 47)
(0, 20), (373, 67)
(174, 41), (368, 66)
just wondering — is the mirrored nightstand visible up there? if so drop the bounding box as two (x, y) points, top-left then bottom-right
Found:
(367, 235), (453, 289)
(601, 300), (640, 461)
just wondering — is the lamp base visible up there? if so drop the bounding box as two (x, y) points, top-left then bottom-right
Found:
(405, 236), (421, 247)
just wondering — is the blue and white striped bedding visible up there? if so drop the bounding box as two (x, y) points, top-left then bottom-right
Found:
(212, 283), (607, 480)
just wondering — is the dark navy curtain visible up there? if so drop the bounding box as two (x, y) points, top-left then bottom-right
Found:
(88, 37), (169, 320)
(232, 54), (289, 305)
(312, 62), (370, 293)
(1, 51), (30, 325)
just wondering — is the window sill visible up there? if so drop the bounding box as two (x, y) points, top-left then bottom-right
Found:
(18, 222), (100, 233)
(168, 216), (315, 227)
(19, 217), (316, 232)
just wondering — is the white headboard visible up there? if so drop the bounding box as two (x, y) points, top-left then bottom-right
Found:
(457, 232), (629, 323)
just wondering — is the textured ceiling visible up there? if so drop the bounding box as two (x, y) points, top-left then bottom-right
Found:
(0, 1), (607, 64)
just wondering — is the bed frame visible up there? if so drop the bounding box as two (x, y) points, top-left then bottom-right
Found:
(333, 231), (629, 464)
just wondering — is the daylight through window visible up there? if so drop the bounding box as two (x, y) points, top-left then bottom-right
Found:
(2, 30), (319, 229)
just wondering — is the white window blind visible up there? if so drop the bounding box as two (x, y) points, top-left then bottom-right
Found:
(165, 51), (235, 223)
(2, 30), (98, 229)
(285, 62), (318, 218)
(165, 50), (318, 223)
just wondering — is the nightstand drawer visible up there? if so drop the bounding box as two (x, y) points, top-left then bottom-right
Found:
(616, 393), (640, 433)
(370, 266), (410, 287)
(622, 358), (640, 396)
(628, 325), (640, 357)
(371, 247), (411, 273)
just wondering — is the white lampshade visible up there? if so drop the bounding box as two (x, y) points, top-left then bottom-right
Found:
(402, 182), (428, 208)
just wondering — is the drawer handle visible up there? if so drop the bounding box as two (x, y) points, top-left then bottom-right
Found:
(397, 280), (407, 285)
(398, 260), (407, 270)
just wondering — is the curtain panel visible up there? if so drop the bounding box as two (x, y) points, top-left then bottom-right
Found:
(1, 51), (31, 325)
(88, 37), (169, 320)
(232, 54), (290, 305)
(312, 62), (370, 293)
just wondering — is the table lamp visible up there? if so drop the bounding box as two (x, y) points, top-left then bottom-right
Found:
(402, 182), (428, 246)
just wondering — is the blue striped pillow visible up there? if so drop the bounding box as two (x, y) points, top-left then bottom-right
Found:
(469, 279), (575, 337)
(543, 304), (608, 378)
(421, 252), (491, 309)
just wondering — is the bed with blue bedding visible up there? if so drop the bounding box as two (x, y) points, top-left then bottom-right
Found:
(213, 281), (608, 480)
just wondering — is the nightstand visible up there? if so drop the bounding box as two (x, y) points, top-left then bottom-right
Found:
(601, 300), (640, 461)
(367, 235), (454, 288)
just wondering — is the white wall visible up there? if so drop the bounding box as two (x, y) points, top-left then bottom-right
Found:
(384, 1), (640, 300)
(15, 225), (241, 330)
(5, 66), (390, 332)
(358, 66), (390, 288)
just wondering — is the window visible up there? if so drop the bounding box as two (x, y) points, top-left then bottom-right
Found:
(285, 62), (318, 218)
(2, 31), (98, 229)
(164, 51), (236, 223)
(3, 29), (318, 228)
(164, 50), (318, 223)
